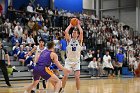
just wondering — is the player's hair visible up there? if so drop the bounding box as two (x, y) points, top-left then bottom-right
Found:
(47, 41), (55, 49)
(39, 38), (45, 43)
(73, 28), (80, 34)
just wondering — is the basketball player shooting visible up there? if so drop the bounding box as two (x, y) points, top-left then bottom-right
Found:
(24, 42), (70, 93)
(61, 18), (83, 93)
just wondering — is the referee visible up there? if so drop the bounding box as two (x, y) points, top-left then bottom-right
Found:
(0, 41), (11, 86)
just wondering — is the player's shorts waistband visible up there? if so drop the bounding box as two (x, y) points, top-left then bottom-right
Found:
(65, 58), (80, 62)
(36, 63), (50, 67)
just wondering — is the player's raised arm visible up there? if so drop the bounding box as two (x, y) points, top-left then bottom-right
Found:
(77, 21), (83, 46)
(65, 24), (72, 42)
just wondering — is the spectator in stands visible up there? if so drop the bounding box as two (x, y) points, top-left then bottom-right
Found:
(112, 60), (122, 77)
(88, 57), (98, 77)
(116, 50), (124, 75)
(95, 50), (103, 60)
(84, 50), (94, 61)
(11, 32), (22, 46)
(48, 9), (54, 15)
(0, 41), (11, 86)
(22, 29), (28, 43)
(103, 50), (111, 64)
(28, 19), (35, 30)
(27, 3), (34, 13)
(60, 36), (67, 64)
(36, 4), (43, 13)
(26, 34), (35, 46)
(18, 45), (26, 66)
(32, 14), (38, 22)
(14, 22), (23, 37)
(12, 41), (20, 60)
(97, 58), (104, 76)
(128, 51), (136, 72)
(36, 14), (44, 22)
(103, 58), (114, 77)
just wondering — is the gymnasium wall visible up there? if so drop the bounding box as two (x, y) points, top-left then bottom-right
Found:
(83, 0), (94, 10)
(101, 0), (136, 30)
(119, 0), (136, 30)
(54, 0), (83, 12)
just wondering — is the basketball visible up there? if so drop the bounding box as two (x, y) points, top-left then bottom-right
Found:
(70, 18), (78, 26)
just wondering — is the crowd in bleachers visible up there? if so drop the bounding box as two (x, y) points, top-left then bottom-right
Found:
(0, 2), (140, 77)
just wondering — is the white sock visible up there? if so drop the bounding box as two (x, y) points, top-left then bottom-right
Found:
(54, 92), (58, 93)
(76, 90), (80, 93)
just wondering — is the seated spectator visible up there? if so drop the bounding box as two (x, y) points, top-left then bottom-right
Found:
(26, 34), (35, 46)
(32, 14), (38, 22)
(97, 58), (104, 76)
(112, 60), (122, 77)
(22, 29), (28, 43)
(36, 14), (44, 22)
(103, 50), (111, 62)
(103, 58), (114, 77)
(134, 58), (140, 77)
(36, 4), (43, 13)
(48, 9), (54, 15)
(95, 50), (103, 59)
(88, 57), (98, 77)
(12, 41), (20, 60)
(128, 52), (136, 72)
(27, 3), (34, 13)
(14, 22), (23, 37)
(28, 19), (35, 30)
(17, 45), (26, 66)
(84, 50), (94, 61)
(11, 32), (22, 46)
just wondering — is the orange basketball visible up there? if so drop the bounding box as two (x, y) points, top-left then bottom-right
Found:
(70, 18), (78, 26)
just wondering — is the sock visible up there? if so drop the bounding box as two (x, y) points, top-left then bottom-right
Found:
(76, 90), (80, 93)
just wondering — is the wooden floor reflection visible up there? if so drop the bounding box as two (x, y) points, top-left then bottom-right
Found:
(0, 78), (140, 93)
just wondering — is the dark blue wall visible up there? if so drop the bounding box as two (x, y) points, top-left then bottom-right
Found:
(13, 0), (30, 10)
(54, 0), (83, 13)
(13, 0), (49, 10)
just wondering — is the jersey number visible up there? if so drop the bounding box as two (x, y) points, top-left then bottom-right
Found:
(72, 47), (76, 51)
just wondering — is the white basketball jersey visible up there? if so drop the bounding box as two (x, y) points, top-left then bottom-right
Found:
(66, 39), (82, 62)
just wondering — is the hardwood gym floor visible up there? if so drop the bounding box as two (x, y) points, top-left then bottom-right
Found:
(0, 78), (140, 93)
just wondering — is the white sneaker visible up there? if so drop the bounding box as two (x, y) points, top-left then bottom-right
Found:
(59, 75), (63, 78)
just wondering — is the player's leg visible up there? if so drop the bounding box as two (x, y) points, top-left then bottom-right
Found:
(42, 67), (62, 93)
(25, 66), (40, 93)
(24, 80), (40, 93)
(61, 62), (71, 89)
(74, 71), (80, 93)
(74, 62), (81, 93)
(48, 74), (62, 92)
